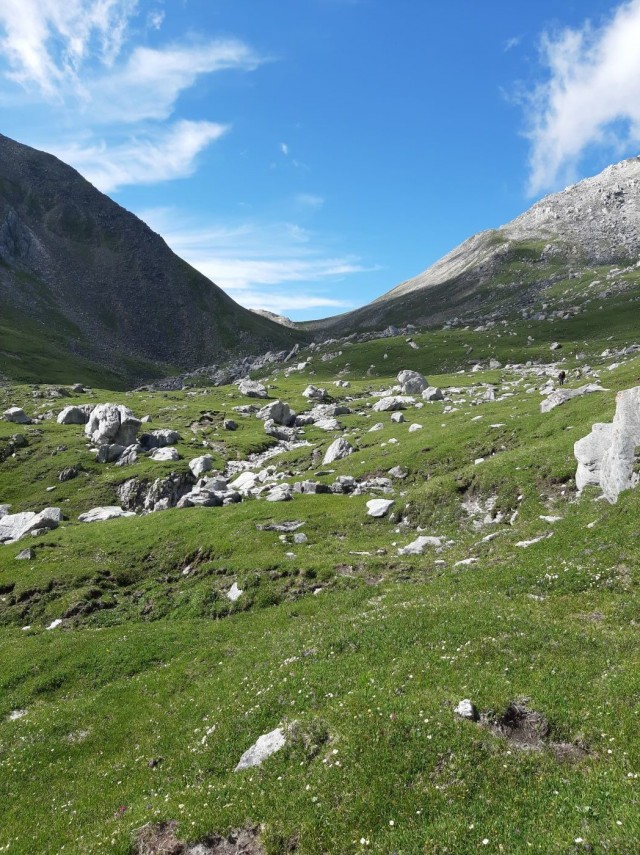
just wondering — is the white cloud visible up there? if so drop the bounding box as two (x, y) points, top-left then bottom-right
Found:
(280, 142), (289, 156)
(295, 193), (325, 208)
(525, 0), (640, 194)
(504, 36), (521, 52)
(0, 2), (262, 189)
(89, 39), (261, 123)
(0, 0), (136, 97)
(137, 208), (369, 314)
(51, 120), (228, 192)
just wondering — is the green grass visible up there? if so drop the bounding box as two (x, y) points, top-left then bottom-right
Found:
(3, 294), (640, 852)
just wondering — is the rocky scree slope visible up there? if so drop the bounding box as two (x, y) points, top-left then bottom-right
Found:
(0, 133), (303, 384)
(301, 156), (640, 336)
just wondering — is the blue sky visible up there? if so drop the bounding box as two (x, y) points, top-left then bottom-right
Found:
(1, 0), (640, 319)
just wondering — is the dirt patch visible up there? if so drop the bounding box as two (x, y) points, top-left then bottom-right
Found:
(489, 700), (550, 749)
(461, 699), (590, 764)
(134, 822), (266, 855)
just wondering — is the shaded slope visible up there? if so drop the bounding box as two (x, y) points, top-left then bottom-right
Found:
(0, 133), (303, 385)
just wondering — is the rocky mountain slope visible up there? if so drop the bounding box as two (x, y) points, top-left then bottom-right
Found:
(0, 133), (303, 386)
(302, 156), (640, 336)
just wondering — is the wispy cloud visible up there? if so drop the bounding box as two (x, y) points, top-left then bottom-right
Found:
(524, 0), (640, 194)
(280, 142), (289, 156)
(0, 1), (262, 189)
(51, 120), (228, 192)
(137, 208), (371, 315)
(504, 36), (521, 52)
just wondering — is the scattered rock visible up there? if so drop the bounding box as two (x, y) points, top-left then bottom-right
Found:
(397, 370), (428, 395)
(234, 727), (286, 771)
(323, 437), (354, 465)
(189, 455), (214, 478)
(57, 405), (90, 425)
(3, 407), (30, 424)
(237, 379), (268, 398)
(227, 582), (244, 602)
(398, 535), (442, 555)
(150, 447), (180, 462)
(540, 384), (604, 413)
(85, 403), (141, 447)
(373, 395), (415, 412)
(78, 507), (136, 523)
(15, 547), (36, 560)
(256, 400), (295, 426)
(422, 386), (444, 402)
(366, 499), (394, 518)
(0, 508), (62, 544)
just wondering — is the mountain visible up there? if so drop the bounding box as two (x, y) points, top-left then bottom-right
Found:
(0, 133), (303, 386)
(301, 156), (640, 336)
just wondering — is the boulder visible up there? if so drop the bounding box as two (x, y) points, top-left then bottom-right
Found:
(223, 419), (238, 431)
(323, 437), (354, 465)
(228, 472), (259, 494)
(3, 407), (30, 424)
(309, 404), (351, 419)
(575, 423), (613, 492)
(189, 455), (214, 478)
(373, 396), (415, 412)
(16, 547), (36, 561)
(0, 508), (62, 543)
(265, 484), (292, 502)
(237, 379), (268, 398)
(540, 384), (604, 413)
(391, 412), (405, 424)
(408, 423), (423, 432)
(422, 386), (444, 402)
(57, 406), (90, 425)
(256, 400), (295, 426)
(78, 507), (136, 523)
(366, 499), (394, 518)
(574, 386), (640, 503)
(454, 699), (478, 721)
(397, 370), (428, 395)
(150, 447), (180, 462)
(95, 443), (125, 464)
(302, 385), (328, 402)
(85, 404), (141, 447)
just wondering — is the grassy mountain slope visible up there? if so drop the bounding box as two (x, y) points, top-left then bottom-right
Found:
(0, 134), (304, 386)
(3, 271), (640, 851)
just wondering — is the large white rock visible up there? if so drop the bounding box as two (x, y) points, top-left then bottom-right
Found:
(3, 407), (30, 424)
(238, 379), (268, 398)
(540, 384), (604, 413)
(57, 406), (89, 425)
(314, 418), (341, 431)
(234, 727), (286, 771)
(575, 423), (613, 492)
(373, 396), (415, 412)
(189, 455), (214, 478)
(601, 387), (640, 502)
(0, 508), (62, 543)
(397, 370), (428, 395)
(574, 386), (640, 503)
(366, 499), (394, 518)
(78, 507), (136, 523)
(256, 400), (295, 426)
(85, 404), (141, 447)
(323, 437), (354, 465)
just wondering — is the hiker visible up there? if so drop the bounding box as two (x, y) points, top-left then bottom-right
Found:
(558, 370), (566, 386)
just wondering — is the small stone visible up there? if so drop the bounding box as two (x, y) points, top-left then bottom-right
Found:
(16, 547), (36, 560)
(454, 699), (478, 721)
